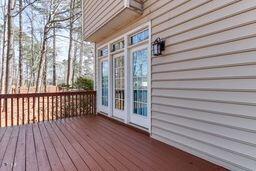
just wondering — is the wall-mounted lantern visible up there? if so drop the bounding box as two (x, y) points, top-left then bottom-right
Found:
(152, 38), (165, 56)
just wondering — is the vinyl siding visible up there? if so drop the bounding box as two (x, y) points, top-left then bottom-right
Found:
(150, 0), (256, 170)
(83, 0), (124, 39)
(92, 0), (256, 170)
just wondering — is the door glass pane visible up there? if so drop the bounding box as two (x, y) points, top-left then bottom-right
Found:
(101, 61), (108, 106)
(133, 49), (148, 116)
(114, 56), (125, 110)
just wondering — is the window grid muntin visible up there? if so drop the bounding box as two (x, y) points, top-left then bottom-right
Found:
(114, 56), (125, 110)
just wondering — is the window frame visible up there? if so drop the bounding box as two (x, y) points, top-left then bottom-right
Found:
(96, 22), (151, 131)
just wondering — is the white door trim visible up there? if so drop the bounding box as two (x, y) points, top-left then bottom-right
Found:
(98, 58), (109, 114)
(112, 52), (127, 120)
(96, 21), (152, 131)
(129, 44), (150, 129)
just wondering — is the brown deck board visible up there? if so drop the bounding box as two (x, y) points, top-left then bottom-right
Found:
(46, 122), (90, 171)
(33, 124), (51, 171)
(43, 122), (77, 171)
(13, 126), (26, 171)
(95, 117), (198, 170)
(61, 119), (140, 171)
(0, 116), (226, 171)
(1, 126), (19, 171)
(65, 120), (129, 171)
(58, 119), (115, 170)
(0, 127), (13, 168)
(53, 120), (103, 171)
(96, 116), (220, 171)
(85, 117), (178, 170)
(72, 117), (155, 170)
(38, 122), (64, 171)
(25, 124), (38, 171)
(66, 118), (135, 171)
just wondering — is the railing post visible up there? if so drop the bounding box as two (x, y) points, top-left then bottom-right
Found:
(17, 97), (19, 126)
(94, 91), (97, 115)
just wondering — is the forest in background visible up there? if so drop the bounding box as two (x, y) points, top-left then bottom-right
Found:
(0, 0), (94, 94)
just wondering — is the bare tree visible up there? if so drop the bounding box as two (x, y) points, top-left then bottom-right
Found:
(18, 0), (23, 93)
(52, 25), (57, 86)
(72, 41), (78, 85)
(0, 0), (7, 94)
(35, 0), (81, 92)
(66, 0), (76, 86)
(5, 0), (15, 94)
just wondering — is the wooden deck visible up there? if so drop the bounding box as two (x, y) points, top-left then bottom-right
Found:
(0, 116), (226, 171)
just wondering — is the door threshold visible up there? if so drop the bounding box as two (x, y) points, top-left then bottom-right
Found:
(98, 113), (150, 135)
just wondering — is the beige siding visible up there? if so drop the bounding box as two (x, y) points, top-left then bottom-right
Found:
(150, 0), (256, 170)
(92, 0), (256, 170)
(83, 0), (124, 39)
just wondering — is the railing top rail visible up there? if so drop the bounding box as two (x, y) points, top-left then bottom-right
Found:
(0, 90), (96, 98)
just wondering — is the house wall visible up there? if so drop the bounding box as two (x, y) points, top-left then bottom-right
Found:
(92, 0), (256, 170)
(83, 0), (124, 39)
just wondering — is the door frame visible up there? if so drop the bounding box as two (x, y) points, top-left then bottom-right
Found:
(129, 43), (150, 129)
(96, 21), (152, 132)
(98, 57), (109, 114)
(112, 52), (127, 120)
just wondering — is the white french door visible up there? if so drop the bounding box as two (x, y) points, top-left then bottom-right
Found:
(129, 44), (150, 128)
(99, 59), (109, 114)
(112, 53), (126, 119)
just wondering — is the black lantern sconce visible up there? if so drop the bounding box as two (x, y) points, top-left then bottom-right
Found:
(152, 38), (165, 56)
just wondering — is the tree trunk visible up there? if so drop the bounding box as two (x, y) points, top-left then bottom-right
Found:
(28, 10), (35, 93)
(0, 0), (7, 94)
(18, 0), (24, 93)
(72, 42), (78, 86)
(66, 0), (75, 86)
(35, 27), (47, 93)
(43, 44), (48, 92)
(78, 40), (83, 78)
(5, 0), (15, 94)
(52, 26), (57, 86)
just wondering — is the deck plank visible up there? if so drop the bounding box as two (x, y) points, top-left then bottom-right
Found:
(25, 124), (39, 171)
(59, 119), (140, 171)
(33, 124), (51, 171)
(96, 116), (218, 170)
(43, 122), (77, 171)
(53, 120), (102, 171)
(1, 126), (19, 171)
(64, 118), (130, 171)
(0, 116), (226, 171)
(0, 127), (13, 168)
(13, 126), (26, 171)
(88, 117), (179, 170)
(46, 121), (90, 171)
(95, 117), (198, 170)
(38, 122), (64, 171)
(72, 117), (158, 170)
(57, 119), (115, 170)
